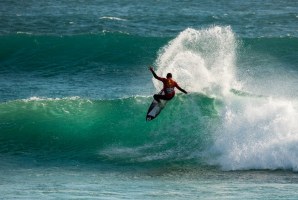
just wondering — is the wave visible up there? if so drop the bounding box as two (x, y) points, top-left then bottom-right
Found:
(2, 92), (298, 171)
(1, 26), (298, 171)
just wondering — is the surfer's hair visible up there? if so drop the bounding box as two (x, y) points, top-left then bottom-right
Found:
(166, 73), (172, 78)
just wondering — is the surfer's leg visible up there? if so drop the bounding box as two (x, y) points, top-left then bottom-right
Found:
(153, 94), (161, 103)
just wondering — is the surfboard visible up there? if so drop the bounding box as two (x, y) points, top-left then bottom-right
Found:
(146, 90), (167, 121)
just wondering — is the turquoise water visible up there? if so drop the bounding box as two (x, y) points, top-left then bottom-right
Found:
(1, 0), (298, 199)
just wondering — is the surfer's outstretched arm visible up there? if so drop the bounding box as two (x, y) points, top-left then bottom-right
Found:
(176, 85), (188, 94)
(149, 67), (163, 81)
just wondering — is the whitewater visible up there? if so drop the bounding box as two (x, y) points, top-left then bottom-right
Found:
(153, 26), (298, 171)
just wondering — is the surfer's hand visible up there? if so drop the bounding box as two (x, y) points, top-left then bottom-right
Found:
(149, 66), (154, 71)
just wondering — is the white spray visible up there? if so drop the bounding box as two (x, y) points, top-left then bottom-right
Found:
(154, 26), (238, 96)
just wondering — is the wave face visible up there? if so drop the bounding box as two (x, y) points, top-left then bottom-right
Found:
(1, 26), (298, 171)
(0, 95), (218, 166)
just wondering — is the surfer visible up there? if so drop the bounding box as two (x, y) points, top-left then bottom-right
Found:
(149, 67), (187, 103)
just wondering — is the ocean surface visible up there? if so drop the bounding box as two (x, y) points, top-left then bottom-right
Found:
(1, 0), (298, 199)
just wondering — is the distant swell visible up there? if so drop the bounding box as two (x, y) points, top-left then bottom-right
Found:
(0, 32), (167, 73)
(0, 32), (297, 74)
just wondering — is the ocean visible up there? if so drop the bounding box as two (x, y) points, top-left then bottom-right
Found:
(1, 0), (298, 199)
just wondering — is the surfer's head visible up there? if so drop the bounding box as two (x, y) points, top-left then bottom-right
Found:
(166, 73), (172, 78)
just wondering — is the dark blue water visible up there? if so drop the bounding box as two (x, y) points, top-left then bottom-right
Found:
(1, 0), (297, 37)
